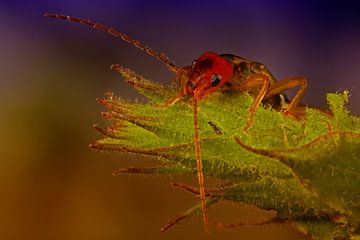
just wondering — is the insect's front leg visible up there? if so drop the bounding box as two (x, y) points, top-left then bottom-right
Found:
(264, 77), (308, 114)
(230, 73), (270, 130)
(160, 73), (188, 108)
(159, 67), (191, 108)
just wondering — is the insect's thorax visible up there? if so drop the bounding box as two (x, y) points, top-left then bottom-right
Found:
(220, 54), (277, 84)
(220, 53), (289, 109)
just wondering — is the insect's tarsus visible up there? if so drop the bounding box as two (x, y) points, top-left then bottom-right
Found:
(44, 13), (181, 73)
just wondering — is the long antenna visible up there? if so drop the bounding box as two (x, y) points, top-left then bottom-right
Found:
(193, 97), (209, 232)
(45, 13), (209, 231)
(44, 13), (181, 73)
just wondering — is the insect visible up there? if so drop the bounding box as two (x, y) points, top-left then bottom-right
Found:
(44, 13), (308, 232)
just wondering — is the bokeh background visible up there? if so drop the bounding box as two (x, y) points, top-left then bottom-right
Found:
(1, 1), (360, 239)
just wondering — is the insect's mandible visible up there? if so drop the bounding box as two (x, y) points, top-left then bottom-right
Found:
(45, 13), (308, 232)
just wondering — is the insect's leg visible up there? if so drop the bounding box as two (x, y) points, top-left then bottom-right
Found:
(230, 73), (270, 130)
(161, 72), (188, 107)
(264, 77), (308, 113)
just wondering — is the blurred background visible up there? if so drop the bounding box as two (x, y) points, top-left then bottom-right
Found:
(1, 0), (360, 239)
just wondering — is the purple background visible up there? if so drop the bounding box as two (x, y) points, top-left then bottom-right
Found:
(1, 1), (360, 239)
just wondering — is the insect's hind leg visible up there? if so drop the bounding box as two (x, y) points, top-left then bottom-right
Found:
(264, 77), (308, 113)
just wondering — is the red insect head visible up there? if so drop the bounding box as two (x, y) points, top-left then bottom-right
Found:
(187, 52), (233, 100)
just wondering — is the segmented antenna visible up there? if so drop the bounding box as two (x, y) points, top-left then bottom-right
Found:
(192, 97), (209, 232)
(44, 13), (181, 73)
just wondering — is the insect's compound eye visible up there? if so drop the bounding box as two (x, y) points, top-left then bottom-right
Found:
(211, 74), (222, 87)
(191, 60), (197, 68)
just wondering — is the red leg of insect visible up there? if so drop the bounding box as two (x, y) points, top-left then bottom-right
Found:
(160, 68), (191, 107)
(229, 73), (270, 130)
(162, 76), (188, 107)
(264, 77), (308, 114)
(192, 97), (209, 233)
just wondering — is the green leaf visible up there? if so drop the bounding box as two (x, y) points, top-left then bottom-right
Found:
(91, 67), (360, 239)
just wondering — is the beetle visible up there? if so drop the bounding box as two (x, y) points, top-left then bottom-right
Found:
(163, 51), (307, 129)
(44, 13), (308, 232)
